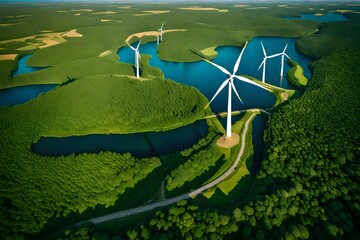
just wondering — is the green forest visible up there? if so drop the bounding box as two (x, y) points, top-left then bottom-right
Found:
(56, 7), (360, 240)
(0, 2), (359, 240)
(0, 75), (209, 238)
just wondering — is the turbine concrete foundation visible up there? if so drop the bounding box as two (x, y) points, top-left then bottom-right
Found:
(216, 133), (240, 148)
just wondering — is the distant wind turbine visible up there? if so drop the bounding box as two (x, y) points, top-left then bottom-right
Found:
(128, 40), (141, 78)
(158, 22), (164, 44)
(204, 42), (268, 138)
(258, 42), (281, 83)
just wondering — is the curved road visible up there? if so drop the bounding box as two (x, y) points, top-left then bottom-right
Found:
(87, 112), (257, 225)
(189, 113), (256, 197)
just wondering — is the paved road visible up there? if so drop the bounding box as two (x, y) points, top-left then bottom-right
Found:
(86, 112), (257, 225)
(189, 113), (256, 197)
(90, 194), (189, 224)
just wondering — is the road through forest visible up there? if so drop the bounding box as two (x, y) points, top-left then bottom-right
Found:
(88, 111), (258, 225)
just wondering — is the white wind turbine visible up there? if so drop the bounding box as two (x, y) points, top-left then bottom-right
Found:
(128, 40), (141, 78)
(157, 22), (164, 45)
(204, 42), (268, 138)
(258, 42), (282, 83)
(278, 43), (291, 80)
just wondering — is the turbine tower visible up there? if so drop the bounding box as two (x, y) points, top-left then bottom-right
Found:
(204, 42), (268, 138)
(128, 40), (141, 78)
(279, 43), (291, 80)
(258, 42), (281, 83)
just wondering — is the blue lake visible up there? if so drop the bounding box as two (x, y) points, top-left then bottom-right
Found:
(12, 54), (45, 77)
(33, 120), (208, 158)
(118, 36), (311, 115)
(284, 12), (348, 22)
(0, 84), (57, 107)
(7, 36), (311, 159)
(0, 54), (54, 107)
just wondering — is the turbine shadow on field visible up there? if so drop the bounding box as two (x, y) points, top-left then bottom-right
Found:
(190, 49), (207, 60)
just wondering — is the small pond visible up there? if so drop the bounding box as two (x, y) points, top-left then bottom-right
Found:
(284, 12), (348, 22)
(0, 84), (57, 107)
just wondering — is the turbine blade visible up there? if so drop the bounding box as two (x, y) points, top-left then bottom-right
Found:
(261, 42), (267, 56)
(137, 51), (141, 59)
(161, 22), (164, 29)
(205, 79), (229, 108)
(136, 40), (141, 50)
(203, 59), (231, 75)
(230, 80), (243, 104)
(258, 59), (265, 70)
(233, 41), (248, 74)
(268, 53), (282, 58)
(285, 53), (291, 59)
(283, 43), (288, 53)
(234, 75), (269, 91)
(128, 43), (136, 51)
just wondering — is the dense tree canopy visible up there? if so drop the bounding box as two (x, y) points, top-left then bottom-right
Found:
(0, 75), (208, 239)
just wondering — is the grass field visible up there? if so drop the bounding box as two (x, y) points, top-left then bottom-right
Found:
(286, 59), (308, 89)
(0, 3), (319, 89)
(1, 1), (359, 239)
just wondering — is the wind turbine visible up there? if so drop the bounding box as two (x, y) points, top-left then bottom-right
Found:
(158, 22), (164, 44)
(204, 42), (268, 138)
(258, 42), (281, 83)
(278, 43), (291, 81)
(128, 40), (141, 78)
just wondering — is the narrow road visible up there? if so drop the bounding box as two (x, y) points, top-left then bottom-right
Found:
(87, 112), (258, 225)
(189, 113), (256, 197)
(90, 194), (189, 224)
(204, 108), (269, 119)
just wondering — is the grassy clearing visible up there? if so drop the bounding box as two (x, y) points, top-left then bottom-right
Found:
(216, 122), (254, 195)
(243, 75), (295, 107)
(5, 57), (133, 88)
(200, 46), (218, 59)
(286, 59), (308, 90)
